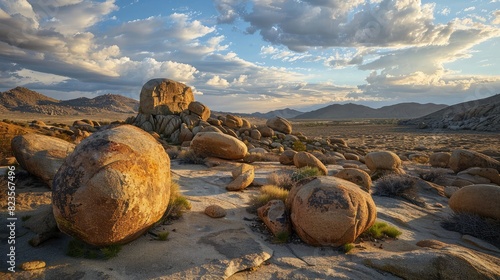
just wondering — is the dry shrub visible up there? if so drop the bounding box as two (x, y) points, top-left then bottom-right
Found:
(441, 213), (500, 247)
(178, 149), (205, 164)
(373, 174), (417, 198)
(267, 171), (295, 190)
(249, 185), (289, 213)
(291, 166), (322, 182)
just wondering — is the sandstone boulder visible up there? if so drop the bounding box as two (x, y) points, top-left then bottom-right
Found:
(191, 132), (248, 160)
(279, 150), (297, 166)
(458, 167), (500, 185)
(449, 184), (500, 220)
(257, 200), (291, 237)
(258, 126), (274, 137)
(225, 114), (243, 129)
(52, 125), (171, 246)
(188, 101), (211, 121)
(334, 168), (372, 192)
(429, 152), (451, 168)
(11, 134), (75, 186)
(289, 177), (376, 246)
(204, 205), (227, 218)
(293, 151), (328, 175)
(266, 117), (292, 134)
(365, 151), (402, 171)
(227, 163), (254, 191)
(178, 123), (194, 143)
(155, 114), (182, 137)
(139, 78), (194, 115)
(449, 149), (500, 173)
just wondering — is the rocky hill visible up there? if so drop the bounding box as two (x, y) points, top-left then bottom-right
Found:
(294, 102), (447, 119)
(401, 94), (500, 132)
(0, 87), (139, 115)
(251, 108), (303, 119)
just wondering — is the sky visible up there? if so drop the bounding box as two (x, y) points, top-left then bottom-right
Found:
(0, 0), (499, 113)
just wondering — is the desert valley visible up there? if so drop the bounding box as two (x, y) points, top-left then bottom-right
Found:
(0, 79), (499, 279)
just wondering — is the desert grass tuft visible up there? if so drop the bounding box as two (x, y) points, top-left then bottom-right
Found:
(163, 180), (192, 220)
(249, 185), (289, 213)
(66, 239), (122, 260)
(267, 171), (295, 190)
(100, 244), (122, 260)
(441, 212), (500, 247)
(343, 243), (355, 253)
(365, 221), (402, 239)
(291, 166), (322, 182)
(178, 149), (205, 165)
(292, 141), (307, 152)
(156, 231), (170, 241)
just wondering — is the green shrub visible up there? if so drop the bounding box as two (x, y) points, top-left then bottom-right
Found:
(292, 141), (306, 152)
(156, 231), (170, 241)
(343, 243), (355, 253)
(66, 239), (122, 260)
(163, 180), (192, 220)
(291, 166), (321, 182)
(365, 221), (402, 239)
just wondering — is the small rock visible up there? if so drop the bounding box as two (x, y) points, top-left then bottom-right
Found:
(257, 200), (291, 237)
(21, 261), (46, 271)
(204, 205), (227, 218)
(416, 239), (447, 249)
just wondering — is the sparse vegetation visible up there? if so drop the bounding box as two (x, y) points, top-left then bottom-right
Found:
(267, 171), (295, 190)
(291, 166), (321, 182)
(273, 231), (290, 244)
(244, 152), (280, 163)
(178, 149), (205, 165)
(365, 221), (402, 239)
(156, 231), (170, 241)
(292, 140), (306, 152)
(67, 239), (122, 260)
(373, 174), (417, 198)
(249, 184), (289, 212)
(441, 213), (500, 247)
(163, 180), (192, 220)
(343, 243), (355, 253)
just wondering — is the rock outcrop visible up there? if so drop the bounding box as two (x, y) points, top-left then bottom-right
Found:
(139, 78), (194, 115)
(52, 125), (171, 246)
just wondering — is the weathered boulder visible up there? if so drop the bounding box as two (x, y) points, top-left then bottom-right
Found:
(449, 149), (500, 173)
(52, 125), (171, 246)
(139, 78), (194, 115)
(191, 132), (248, 160)
(227, 163), (254, 191)
(11, 134), (75, 186)
(258, 126), (275, 137)
(178, 123), (194, 143)
(293, 151), (328, 175)
(257, 200), (291, 237)
(334, 168), (372, 192)
(288, 177), (376, 246)
(365, 151), (402, 171)
(266, 117), (292, 134)
(188, 101), (211, 121)
(250, 129), (262, 140)
(225, 114), (243, 129)
(408, 153), (429, 164)
(279, 150), (297, 166)
(155, 115), (182, 137)
(449, 184), (500, 220)
(429, 152), (451, 168)
(458, 167), (500, 185)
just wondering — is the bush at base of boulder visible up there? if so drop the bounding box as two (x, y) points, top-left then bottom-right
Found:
(52, 125), (171, 246)
(289, 177), (376, 246)
(190, 132), (248, 160)
(449, 184), (500, 220)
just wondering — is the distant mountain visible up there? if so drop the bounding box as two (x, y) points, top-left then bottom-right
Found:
(294, 102), (447, 119)
(251, 108), (303, 119)
(0, 87), (139, 115)
(401, 94), (500, 132)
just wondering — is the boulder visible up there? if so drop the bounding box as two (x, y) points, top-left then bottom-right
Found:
(449, 184), (500, 220)
(266, 117), (292, 134)
(258, 126), (274, 137)
(365, 151), (402, 171)
(449, 149), (500, 173)
(293, 151), (328, 175)
(11, 134), (75, 186)
(227, 163), (254, 191)
(139, 78), (194, 115)
(458, 167), (500, 185)
(334, 168), (372, 192)
(288, 177), (376, 246)
(155, 115), (182, 137)
(52, 125), (171, 246)
(191, 132), (248, 160)
(178, 123), (194, 143)
(180, 110), (201, 127)
(225, 114), (243, 129)
(188, 101), (211, 121)
(408, 153), (429, 164)
(279, 150), (297, 165)
(257, 200), (291, 237)
(429, 152), (451, 168)
(250, 129), (262, 140)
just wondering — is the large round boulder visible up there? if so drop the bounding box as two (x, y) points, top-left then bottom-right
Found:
(190, 132), (248, 160)
(188, 101), (211, 121)
(429, 152), (451, 168)
(11, 134), (75, 187)
(289, 177), (376, 246)
(449, 149), (500, 173)
(266, 117), (292, 134)
(52, 125), (171, 246)
(139, 78), (194, 115)
(365, 151), (402, 171)
(293, 151), (328, 175)
(449, 184), (500, 220)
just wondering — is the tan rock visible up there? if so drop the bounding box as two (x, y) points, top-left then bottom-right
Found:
(365, 151), (402, 171)
(430, 152), (451, 168)
(207, 117), (221, 126)
(21, 261), (46, 271)
(266, 117), (292, 134)
(289, 177), (376, 246)
(449, 149), (500, 173)
(204, 205), (227, 218)
(409, 153), (429, 164)
(178, 123), (194, 143)
(334, 168), (372, 192)
(279, 150), (297, 165)
(227, 163), (254, 191)
(11, 133), (75, 186)
(155, 114), (182, 137)
(258, 126), (274, 137)
(139, 78), (194, 115)
(191, 132), (248, 160)
(250, 129), (261, 140)
(257, 200), (291, 237)
(293, 151), (328, 175)
(344, 153), (359, 161)
(416, 239), (447, 249)
(449, 184), (500, 220)
(458, 167), (500, 185)
(241, 118), (251, 129)
(188, 101), (211, 121)
(180, 110), (201, 127)
(52, 125), (171, 246)
(225, 114), (243, 129)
